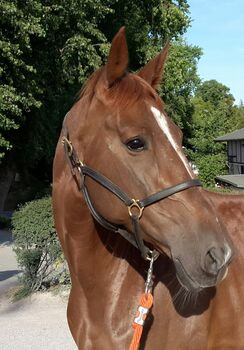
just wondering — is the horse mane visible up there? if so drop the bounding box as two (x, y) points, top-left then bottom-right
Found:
(78, 67), (103, 101)
(78, 66), (163, 109)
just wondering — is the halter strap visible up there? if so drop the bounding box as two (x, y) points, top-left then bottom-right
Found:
(82, 166), (133, 206)
(82, 184), (141, 250)
(139, 179), (201, 208)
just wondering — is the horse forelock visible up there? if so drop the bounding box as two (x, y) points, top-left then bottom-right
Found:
(106, 73), (163, 110)
(78, 67), (163, 110)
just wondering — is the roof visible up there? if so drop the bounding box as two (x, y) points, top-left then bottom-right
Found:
(215, 128), (244, 142)
(215, 175), (244, 188)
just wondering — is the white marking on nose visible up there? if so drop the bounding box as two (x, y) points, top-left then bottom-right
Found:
(151, 106), (193, 177)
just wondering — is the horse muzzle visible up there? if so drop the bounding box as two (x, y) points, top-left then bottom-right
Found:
(173, 243), (233, 292)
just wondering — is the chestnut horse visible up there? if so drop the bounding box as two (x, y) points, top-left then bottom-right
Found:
(52, 28), (244, 349)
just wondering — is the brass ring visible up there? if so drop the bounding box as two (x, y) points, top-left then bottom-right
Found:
(128, 199), (144, 219)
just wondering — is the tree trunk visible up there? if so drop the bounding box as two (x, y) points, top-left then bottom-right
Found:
(0, 163), (15, 211)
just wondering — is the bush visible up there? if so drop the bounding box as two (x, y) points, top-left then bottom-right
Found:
(194, 153), (227, 188)
(12, 196), (69, 293)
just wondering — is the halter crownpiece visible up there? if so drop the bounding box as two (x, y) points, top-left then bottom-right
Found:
(61, 127), (202, 261)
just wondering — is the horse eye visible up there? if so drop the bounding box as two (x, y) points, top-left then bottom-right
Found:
(126, 138), (146, 152)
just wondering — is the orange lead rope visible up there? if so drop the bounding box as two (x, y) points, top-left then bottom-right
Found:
(129, 250), (159, 350)
(129, 292), (154, 350)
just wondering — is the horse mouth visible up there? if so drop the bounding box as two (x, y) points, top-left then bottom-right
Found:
(174, 259), (207, 292)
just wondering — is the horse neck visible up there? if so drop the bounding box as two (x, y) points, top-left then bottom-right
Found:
(206, 190), (244, 224)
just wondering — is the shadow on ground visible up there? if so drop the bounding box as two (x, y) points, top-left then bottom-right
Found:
(0, 270), (21, 282)
(0, 230), (13, 246)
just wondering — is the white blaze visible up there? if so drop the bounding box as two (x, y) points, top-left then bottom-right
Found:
(151, 106), (193, 177)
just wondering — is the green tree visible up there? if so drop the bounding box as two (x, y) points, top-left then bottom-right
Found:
(161, 39), (202, 143)
(100, 0), (191, 69)
(16, 1), (112, 170)
(0, 0), (112, 209)
(0, 0), (44, 159)
(234, 100), (244, 129)
(0, 0), (193, 166)
(0, 1), (112, 164)
(189, 80), (238, 186)
(0, 0), (46, 209)
(1, 0), (200, 208)
(195, 79), (235, 108)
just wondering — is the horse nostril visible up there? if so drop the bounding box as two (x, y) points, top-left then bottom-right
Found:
(203, 247), (226, 276)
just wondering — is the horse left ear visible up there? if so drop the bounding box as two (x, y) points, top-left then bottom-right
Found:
(106, 27), (129, 87)
(138, 41), (170, 90)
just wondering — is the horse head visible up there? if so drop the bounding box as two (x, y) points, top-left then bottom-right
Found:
(67, 27), (233, 293)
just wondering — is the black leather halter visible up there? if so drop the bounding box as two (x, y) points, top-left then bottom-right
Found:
(62, 129), (202, 261)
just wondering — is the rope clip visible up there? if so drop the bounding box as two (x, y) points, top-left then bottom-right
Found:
(145, 250), (158, 294)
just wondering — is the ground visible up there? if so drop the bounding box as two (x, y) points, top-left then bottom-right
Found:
(0, 230), (76, 350)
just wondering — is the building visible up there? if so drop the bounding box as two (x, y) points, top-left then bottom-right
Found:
(215, 128), (244, 189)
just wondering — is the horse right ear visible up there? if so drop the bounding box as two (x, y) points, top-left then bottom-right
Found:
(137, 41), (170, 90)
(106, 27), (129, 87)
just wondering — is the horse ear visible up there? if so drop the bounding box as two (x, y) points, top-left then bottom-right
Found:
(106, 27), (128, 86)
(137, 41), (170, 90)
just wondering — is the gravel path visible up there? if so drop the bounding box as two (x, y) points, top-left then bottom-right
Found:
(0, 230), (77, 350)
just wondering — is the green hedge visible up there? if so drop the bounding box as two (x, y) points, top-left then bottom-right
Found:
(194, 153), (227, 188)
(12, 196), (70, 294)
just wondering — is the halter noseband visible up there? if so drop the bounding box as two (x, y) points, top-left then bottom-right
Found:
(62, 131), (202, 261)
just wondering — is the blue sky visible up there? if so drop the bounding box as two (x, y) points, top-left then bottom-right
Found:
(185, 0), (244, 104)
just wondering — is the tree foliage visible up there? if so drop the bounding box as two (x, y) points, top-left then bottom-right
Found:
(189, 80), (240, 186)
(235, 100), (244, 129)
(161, 40), (202, 142)
(0, 0), (113, 166)
(0, 0), (208, 206)
(100, 0), (191, 68)
(0, 0), (193, 167)
(0, 0), (44, 159)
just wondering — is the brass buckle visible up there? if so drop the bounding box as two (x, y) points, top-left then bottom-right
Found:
(128, 199), (144, 219)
